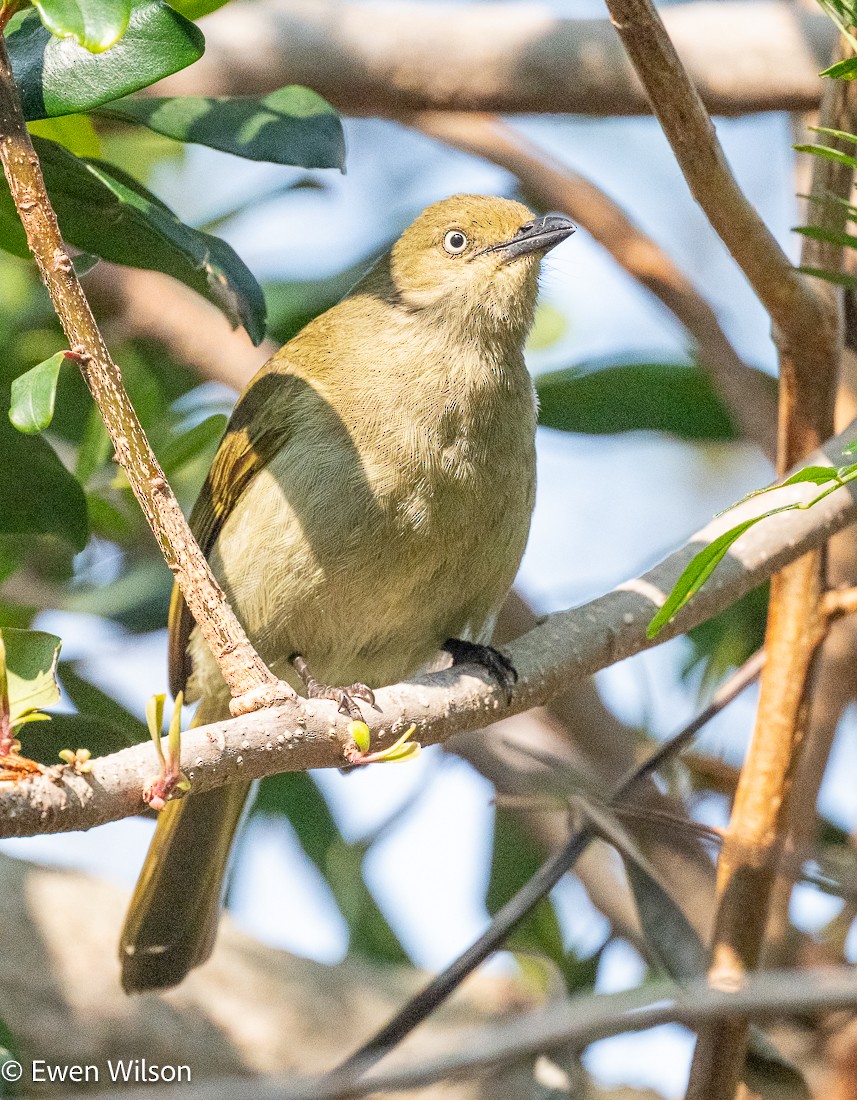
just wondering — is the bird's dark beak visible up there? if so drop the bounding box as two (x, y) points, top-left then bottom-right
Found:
(488, 213), (576, 262)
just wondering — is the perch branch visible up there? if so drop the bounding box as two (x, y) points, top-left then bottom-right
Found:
(2, 420), (856, 838)
(0, 36), (292, 716)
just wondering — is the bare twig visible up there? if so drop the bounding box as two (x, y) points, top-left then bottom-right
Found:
(0, 38), (293, 717)
(409, 111), (777, 458)
(154, 1), (833, 119)
(81, 967), (857, 1100)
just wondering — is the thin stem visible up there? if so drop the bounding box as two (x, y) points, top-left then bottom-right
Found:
(0, 36), (292, 715)
(333, 649), (764, 1082)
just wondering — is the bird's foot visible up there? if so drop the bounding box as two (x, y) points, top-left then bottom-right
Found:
(291, 654), (376, 721)
(443, 639), (518, 704)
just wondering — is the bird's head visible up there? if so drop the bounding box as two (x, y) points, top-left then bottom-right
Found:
(387, 194), (575, 338)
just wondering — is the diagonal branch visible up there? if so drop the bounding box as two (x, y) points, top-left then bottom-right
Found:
(0, 37), (292, 718)
(3, 420), (857, 839)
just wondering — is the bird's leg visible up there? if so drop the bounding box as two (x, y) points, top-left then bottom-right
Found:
(290, 654), (376, 720)
(443, 639), (518, 703)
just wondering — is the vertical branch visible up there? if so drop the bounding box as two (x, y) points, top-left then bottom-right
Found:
(0, 37), (293, 716)
(597, 1), (852, 1095)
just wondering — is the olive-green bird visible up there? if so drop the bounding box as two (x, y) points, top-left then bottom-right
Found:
(120, 194), (575, 993)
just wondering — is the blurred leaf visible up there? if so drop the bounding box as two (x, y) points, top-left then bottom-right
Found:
(160, 413), (226, 476)
(74, 404), (111, 484)
(536, 361), (749, 441)
(794, 224), (857, 250)
(59, 661), (147, 742)
(0, 411), (89, 549)
(67, 558), (172, 632)
(255, 772), (409, 964)
(265, 259), (385, 344)
(793, 144), (857, 170)
(488, 807), (595, 993)
(799, 265), (857, 290)
(28, 114), (101, 158)
(0, 138), (267, 342)
(2, 627), (61, 725)
(99, 87), (346, 170)
(32, 0), (131, 52)
(8, 2), (204, 121)
(9, 352), (65, 434)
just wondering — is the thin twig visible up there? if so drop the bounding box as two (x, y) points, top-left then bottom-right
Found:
(410, 111), (777, 459)
(0, 36), (293, 717)
(332, 649), (763, 1081)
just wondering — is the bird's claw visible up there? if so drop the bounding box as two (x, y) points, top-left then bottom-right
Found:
(443, 639), (518, 704)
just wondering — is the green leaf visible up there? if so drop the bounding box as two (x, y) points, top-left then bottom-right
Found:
(59, 662), (148, 744)
(166, 0), (228, 18)
(820, 56), (857, 79)
(799, 265), (857, 291)
(159, 413), (226, 476)
(7, 1), (204, 121)
(647, 517), (763, 639)
(0, 138), (267, 342)
(32, 0), (131, 52)
(28, 113), (101, 158)
(811, 126), (857, 146)
(98, 87), (346, 170)
(2, 627), (61, 725)
(536, 361), (745, 442)
(9, 351), (65, 434)
(794, 224), (857, 250)
(793, 143), (857, 170)
(0, 410), (89, 549)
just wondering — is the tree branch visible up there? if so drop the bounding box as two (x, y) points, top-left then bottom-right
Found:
(409, 111), (777, 459)
(4, 421), (857, 839)
(0, 37), (292, 717)
(153, 1), (833, 119)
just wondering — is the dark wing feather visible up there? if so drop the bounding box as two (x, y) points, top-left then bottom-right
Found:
(167, 363), (297, 696)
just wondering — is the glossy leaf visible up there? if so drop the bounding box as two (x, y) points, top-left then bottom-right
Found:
(536, 361), (745, 442)
(32, 0), (131, 52)
(0, 138), (267, 343)
(2, 627), (61, 726)
(0, 410), (89, 549)
(9, 351), (65, 434)
(166, 0), (229, 18)
(99, 87), (346, 170)
(7, 1), (204, 121)
(28, 113), (101, 158)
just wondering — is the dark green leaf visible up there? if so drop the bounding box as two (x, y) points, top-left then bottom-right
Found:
(0, 138), (267, 342)
(685, 584), (768, 694)
(99, 87), (346, 170)
(32, 0), (131, 52)
(647, 517), (762, 639)
(793, 144), (857, 170)
(536, 361), (744, 442)
(794, 224), (857, 250)
(9, 351), (65, 434)
(0, 410), (88, 549)
(799, 265), (857, 291)
(159, 413), (226, 476)
(7, 1), (204, 121)
(820, 56), (857, 79)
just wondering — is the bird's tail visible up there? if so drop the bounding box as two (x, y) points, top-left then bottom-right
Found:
(119, 700), (252, 993)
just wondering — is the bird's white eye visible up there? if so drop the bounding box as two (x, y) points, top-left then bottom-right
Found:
(443, 229), (469, 255)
